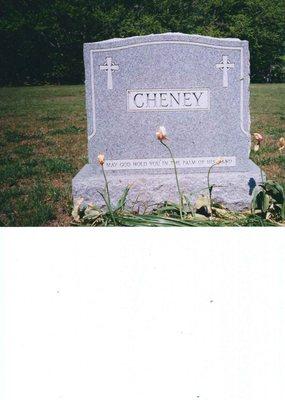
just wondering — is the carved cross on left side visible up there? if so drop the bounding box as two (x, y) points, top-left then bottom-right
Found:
(99, 57), (119, 90)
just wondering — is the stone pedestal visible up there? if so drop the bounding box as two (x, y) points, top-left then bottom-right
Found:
(73, 160), (265, 211)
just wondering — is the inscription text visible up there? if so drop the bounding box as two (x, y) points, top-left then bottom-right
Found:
(127, 89), (210, 111)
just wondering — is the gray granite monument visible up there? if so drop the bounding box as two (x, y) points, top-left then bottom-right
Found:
(72, 33), (264, 210)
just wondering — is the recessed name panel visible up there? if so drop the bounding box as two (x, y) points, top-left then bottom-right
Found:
(127, 89), (210, 111)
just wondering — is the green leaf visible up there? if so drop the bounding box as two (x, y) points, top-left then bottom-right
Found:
(115, 185), (131, 211)
(182, 194), (194, 216)
(71, 197), (85, 222)
(114, 214), (213, 227)
(157, 206), (180, 213)
(97, 190), (109, 208)
(255, 190), (265, 211)
(83, 207), (101, 221)
(281, 202), (285, 220)
(208, 185), (214, 196)
(260, 181), (284, 203)
(262, 193), (270, 213)
(156, 202), (181, 214)
(251, 186), (261, 211)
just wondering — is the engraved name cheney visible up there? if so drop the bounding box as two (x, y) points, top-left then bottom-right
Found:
(127, 89), (210, 111)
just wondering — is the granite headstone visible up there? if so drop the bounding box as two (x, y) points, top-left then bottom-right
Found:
(73, 33), (264, 210)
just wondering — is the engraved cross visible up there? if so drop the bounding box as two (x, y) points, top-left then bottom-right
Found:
(215, 55), (234, 88)
(99, 57), (119, 90)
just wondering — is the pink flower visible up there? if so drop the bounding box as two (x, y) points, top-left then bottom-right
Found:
(156, 126), (168, 141)
(252, 132), (264, 152)
(215, 157), (223, 165)
(278, 137), (285, 151)
(253, 132), (264, 144)
(98, 153), (105, 166)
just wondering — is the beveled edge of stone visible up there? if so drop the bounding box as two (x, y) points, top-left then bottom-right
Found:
(84, 32), (248, 50)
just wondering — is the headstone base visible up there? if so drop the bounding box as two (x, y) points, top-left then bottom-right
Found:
(72, 161), (265, 212)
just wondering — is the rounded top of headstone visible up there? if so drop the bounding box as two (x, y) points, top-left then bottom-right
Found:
(84, 32), (248, 48)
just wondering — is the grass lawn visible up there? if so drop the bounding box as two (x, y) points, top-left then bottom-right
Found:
(0, 84), (284, 226)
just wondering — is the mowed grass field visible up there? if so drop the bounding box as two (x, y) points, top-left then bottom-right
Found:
(0, 84), (284, 226)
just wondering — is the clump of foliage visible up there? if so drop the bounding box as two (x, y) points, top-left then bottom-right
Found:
(252, 180), (285, 221)
(72, 188), (282, 227)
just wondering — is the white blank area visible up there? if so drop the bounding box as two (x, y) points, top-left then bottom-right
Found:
(1, 229), (285, 400)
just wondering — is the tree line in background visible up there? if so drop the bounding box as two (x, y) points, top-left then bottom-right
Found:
(1, 0), (284, 85)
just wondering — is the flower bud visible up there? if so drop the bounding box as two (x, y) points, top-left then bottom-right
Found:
(98, 153), (105, 166)
(253, 132), (263, 143)
(156, 126), (167, 141)
(278, 137), (285, 151)
(215, 157), (223, 165)
(254, 144), (260, 152)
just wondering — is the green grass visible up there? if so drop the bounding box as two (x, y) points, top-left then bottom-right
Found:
(14, 144), (35, 156)
(42, 158), (75, 174)
(0, 84), (284, 226)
